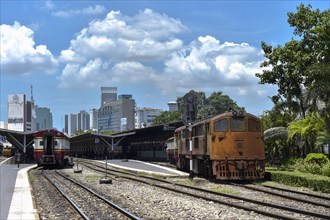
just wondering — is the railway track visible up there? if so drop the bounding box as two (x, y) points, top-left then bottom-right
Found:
(81, 160), (330, 220)
(42, 169), (140, 220)
(229, 182), (330, 208)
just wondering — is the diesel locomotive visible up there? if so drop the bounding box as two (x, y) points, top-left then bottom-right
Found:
(173, 111), (265, 180)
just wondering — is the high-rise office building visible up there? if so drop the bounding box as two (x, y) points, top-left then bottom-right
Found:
(101, 87), (117, 106)
(64, 113), (78, 136)
(35, 107), (53, 130)
(135, 108), (163, 128)
(77, 110), (90, 131)
(98, 95), (135, 132)
(89, 108), (98, 131)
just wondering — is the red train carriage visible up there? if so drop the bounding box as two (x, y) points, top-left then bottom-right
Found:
(33, 129), (70, 167)
(174, 111), (265, 180)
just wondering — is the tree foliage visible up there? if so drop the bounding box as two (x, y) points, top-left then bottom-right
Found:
(152, 90), (242, 125)
(152, 111), (181, 126)
(256, 4), (330, 119)
(177, 90), (242, 120)
(257, 4), (330, 160)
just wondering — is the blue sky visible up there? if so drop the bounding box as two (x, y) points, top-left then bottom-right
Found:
(1, 0), (329, 130)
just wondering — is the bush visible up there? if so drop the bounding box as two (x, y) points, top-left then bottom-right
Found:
(304, 153), (329, 166)
(269, 170), (330, 193)
(284, 158), (299, 169)
(293, 158), (306, 172)
(303, 162), (322, 175)
(322, 162), (330, 177)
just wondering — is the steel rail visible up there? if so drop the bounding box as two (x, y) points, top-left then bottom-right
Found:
(231, 183), (330, 208)
(42, 172), (90, 220)
(81, 162), (300, 220)
(55, 171), (141, 220)
(82, 161), (330, 219)
(260, 184), (330, 201)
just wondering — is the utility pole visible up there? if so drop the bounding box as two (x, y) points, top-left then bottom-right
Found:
(182, 90), (197, 179)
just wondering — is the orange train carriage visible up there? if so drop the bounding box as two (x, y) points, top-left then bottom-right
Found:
(173, 111), (265, 180)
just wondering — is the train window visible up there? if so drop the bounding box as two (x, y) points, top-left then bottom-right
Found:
(214, 119), (228, 132)
(193, 125), (203, 137)
(230, 118), (245, 131)
(248, 118), (261, 132)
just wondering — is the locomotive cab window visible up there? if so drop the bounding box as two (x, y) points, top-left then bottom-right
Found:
(214, 119), (228, 132)
(230, 117), (245, 131)
(248, 118), (261, 132)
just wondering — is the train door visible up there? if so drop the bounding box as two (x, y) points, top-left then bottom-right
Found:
(41, 133), (56, 164)
(204, 122), (209, 154)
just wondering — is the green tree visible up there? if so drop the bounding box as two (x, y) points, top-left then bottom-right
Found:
(256, 4), (330, 119)
(177, 90), (242, 120)
(152, 111), (181, 125)
(288, 112), (328, 155)
(101, 130), (116, 135)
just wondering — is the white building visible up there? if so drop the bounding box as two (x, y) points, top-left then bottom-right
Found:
(167, 101), (178, 112)
(98, 97), (135, 132)
(135, 107), (163, 128)
(7, 94), (26, 131)
(64, 113), (78, 136)
(89, 108), (98, 131)
(0, 121), (7, 129)
(78, 110), (90, 132)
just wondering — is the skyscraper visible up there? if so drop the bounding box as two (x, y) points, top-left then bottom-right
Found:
(98, 96), (135, 132)
(77, 110), (90, 131)
(35, 107), (53, 130)
(101, 87), (117, 106)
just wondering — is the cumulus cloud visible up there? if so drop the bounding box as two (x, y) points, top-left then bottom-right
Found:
(57, 8), (274, 111)
(0, 22), (57, 75)
(58, 8), (187, 87)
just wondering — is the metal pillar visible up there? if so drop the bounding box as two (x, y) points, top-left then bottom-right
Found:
(189, 123), (194, 179)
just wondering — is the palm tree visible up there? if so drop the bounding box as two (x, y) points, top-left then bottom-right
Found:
(288, 112), (329, 155)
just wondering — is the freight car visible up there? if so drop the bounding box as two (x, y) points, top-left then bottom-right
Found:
(33, 129), (70, 167)
(174, 111), (265, 180)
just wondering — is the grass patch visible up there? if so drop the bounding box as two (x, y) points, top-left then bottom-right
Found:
(28, 170), (35, 184)
(84, 175), (101, 182)
(210, 186), (241, 196)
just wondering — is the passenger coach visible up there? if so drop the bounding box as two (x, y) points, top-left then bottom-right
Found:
(33, 129), (70, 167)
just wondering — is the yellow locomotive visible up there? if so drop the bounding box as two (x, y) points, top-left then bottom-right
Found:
(174, 111), (265, 180)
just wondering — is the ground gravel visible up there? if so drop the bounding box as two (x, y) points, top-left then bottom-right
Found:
(29, 161), (330, 220)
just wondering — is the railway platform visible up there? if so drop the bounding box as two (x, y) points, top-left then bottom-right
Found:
(99, 159), (189, 176)
(0, 157), (38, 220)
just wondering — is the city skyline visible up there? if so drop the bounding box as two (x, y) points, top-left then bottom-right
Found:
(1, 1), (328, 129)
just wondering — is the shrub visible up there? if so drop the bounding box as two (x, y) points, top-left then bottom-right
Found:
(304, 153), (329, 166)
(269, 170), (330, 193)
(284, 158), (299, 169)
(293, 158), (306, 172)
(303, 162), (322, 175)
(322, 162), (330, 177)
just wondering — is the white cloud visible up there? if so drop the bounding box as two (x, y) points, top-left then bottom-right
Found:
(57, 8), (273, 112)
(0, 22), (57, 75)
(42, 0), (55, 10)
(52, 5), (106, 18)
